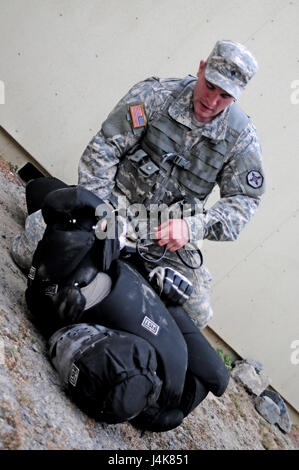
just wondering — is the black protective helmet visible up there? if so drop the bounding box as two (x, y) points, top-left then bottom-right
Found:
(48, 323), (162, 423)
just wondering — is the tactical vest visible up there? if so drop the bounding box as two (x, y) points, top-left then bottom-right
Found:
(115, 76), (249, 206)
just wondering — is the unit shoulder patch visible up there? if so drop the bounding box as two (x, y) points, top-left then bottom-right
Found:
(129, 104), (146, 129)
(247, 170), (263, 189)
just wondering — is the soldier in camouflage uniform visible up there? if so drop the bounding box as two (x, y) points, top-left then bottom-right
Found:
(12, 40), (265, 329)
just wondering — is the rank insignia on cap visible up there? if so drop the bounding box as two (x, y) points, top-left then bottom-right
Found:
(247, 170), (263, 188)
(130, 104), (146, 129)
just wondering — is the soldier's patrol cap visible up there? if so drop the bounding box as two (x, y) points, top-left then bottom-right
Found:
(205, 40), (259, 100)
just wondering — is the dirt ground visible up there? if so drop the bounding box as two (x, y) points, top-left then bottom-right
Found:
(0, 156), (298, 451)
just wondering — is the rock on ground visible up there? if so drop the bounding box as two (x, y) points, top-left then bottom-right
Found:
(231, 362), (270, 396)
(0, 157), (298, 451)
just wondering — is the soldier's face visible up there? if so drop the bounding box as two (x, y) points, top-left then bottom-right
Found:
(193, 61), (235, 122)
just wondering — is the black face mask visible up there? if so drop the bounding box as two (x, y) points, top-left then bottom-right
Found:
(29, 185), (120, 287)
(43, 185), (120, 272)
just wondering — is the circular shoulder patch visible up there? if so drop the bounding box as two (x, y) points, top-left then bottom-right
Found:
(247, 170), (264, 189)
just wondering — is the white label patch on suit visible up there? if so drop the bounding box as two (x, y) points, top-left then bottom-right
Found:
(44, 284), (59, 296)
(28, 266), (36, 280)
(141, 316), (160, 335)
(247, 170), (263, 188)
(69, 363), (80, 387)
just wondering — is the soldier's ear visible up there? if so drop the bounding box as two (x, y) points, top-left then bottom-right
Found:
(196, 60), (205, 78)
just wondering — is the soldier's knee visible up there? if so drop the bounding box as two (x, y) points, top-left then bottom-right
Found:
(181, 264), (214, 329)
(182, 297), (213, 330)
(10, 210), (46, 272)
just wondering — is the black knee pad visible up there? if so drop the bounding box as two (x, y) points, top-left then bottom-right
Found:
(168, 306), (230, 397)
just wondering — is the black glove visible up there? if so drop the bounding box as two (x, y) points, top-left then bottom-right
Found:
(49, 285), (86, 325)
(148, 266), (193, 306)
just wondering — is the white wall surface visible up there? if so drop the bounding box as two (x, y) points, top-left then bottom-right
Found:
(0, 0), (298, 411)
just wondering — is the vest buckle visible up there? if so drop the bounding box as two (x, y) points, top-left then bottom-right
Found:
(162, 152), (190, 170)
(173, 155), (190, 169)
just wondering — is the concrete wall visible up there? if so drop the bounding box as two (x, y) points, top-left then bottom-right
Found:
(0, 0), (298, 413)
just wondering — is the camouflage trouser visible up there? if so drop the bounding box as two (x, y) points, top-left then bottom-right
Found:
(11, 211), (213, 329)
(11, 210), (46, 272)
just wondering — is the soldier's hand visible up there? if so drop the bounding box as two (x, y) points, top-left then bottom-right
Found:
(52, 286), (86, 324)
(153, 219), (189, 251)
(148, 266), (193, 305)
